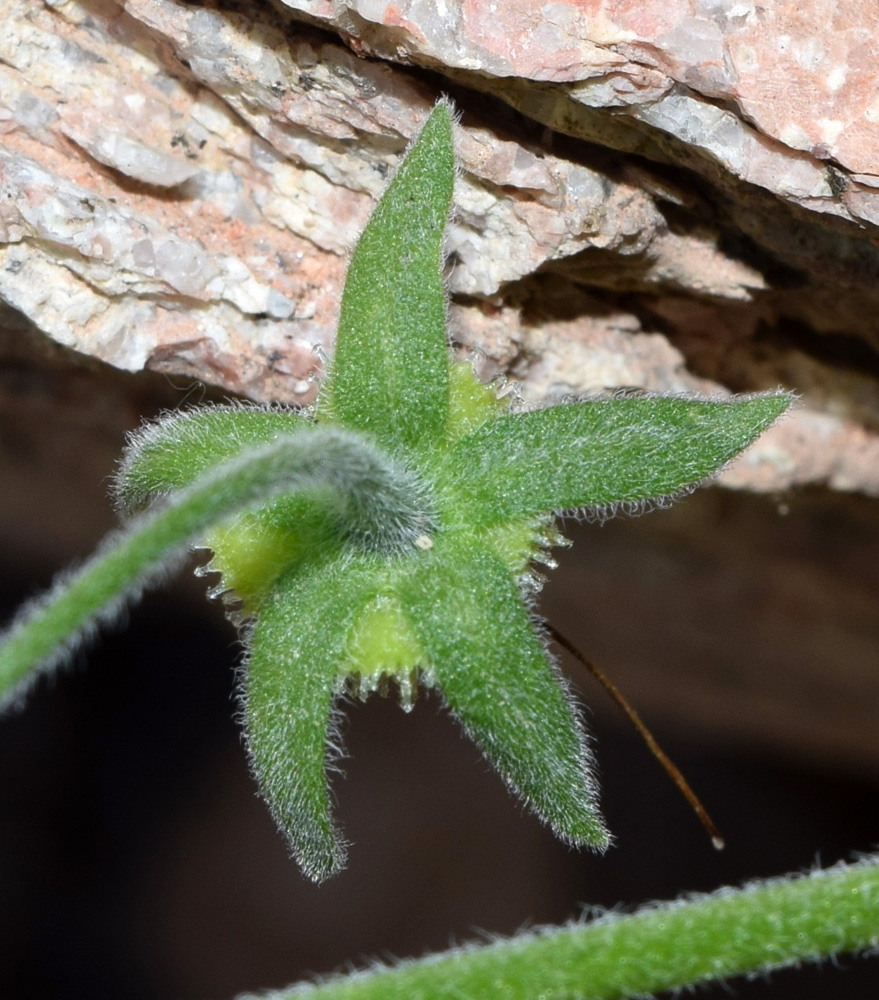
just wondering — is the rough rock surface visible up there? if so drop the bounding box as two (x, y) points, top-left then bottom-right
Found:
(2, 0), (879, 494)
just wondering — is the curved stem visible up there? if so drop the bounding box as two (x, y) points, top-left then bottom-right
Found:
(245, 855), (879, 1000)
(0, 428), (431, 706)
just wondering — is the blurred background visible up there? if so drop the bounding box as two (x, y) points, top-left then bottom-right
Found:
(1, 324), (877, 999)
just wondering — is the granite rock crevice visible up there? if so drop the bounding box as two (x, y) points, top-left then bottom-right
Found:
(2, 0), (879, 494)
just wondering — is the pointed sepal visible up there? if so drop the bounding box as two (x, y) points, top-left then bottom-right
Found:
(323, 101), (455, 453)
(399, 536), (609, 848)
(115, 404), (310, 515)
(244, 557), (383, 881)
(442, 393), (791, 525)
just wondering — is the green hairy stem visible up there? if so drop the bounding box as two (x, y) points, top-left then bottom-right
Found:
(246, 856), (879, 1000)
(0, 428), (430, 706)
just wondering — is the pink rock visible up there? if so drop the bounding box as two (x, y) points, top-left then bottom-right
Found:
(1, 0), (878, 496)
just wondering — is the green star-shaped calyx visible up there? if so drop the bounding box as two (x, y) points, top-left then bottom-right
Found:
(0, 102), (791, 881)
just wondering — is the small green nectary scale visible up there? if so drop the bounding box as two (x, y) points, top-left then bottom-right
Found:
(0, 102), (791, 880)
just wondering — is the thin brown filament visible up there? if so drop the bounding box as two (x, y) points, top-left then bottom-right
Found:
(547, 623), (725, 851)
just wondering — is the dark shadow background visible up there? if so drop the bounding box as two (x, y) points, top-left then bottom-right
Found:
(1, 353), (877, 999)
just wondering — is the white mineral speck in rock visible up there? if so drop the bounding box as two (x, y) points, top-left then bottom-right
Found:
(817, 118), (845, 145)
(660, 17), (726, 66)
(155, 238), (215, 295)
(352, 1), (391, 23)
(130, 239), (156, 272)
(791, 35), (825, 72)
(731, 42), (759, 74)
(779, 121), (812, 149)
(725, 3), (756, 20)
(266, 287), (295, 318)
(824, 64), (846, 92)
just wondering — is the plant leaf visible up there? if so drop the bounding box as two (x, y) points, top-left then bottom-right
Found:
(323, 101), (455, 454)
(442, 393), (791, 525)
(245, 556), (383, 881)
(399, 535), (609, 848)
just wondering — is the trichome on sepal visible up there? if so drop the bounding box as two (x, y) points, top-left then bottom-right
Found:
(0, 100), (792, 881)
